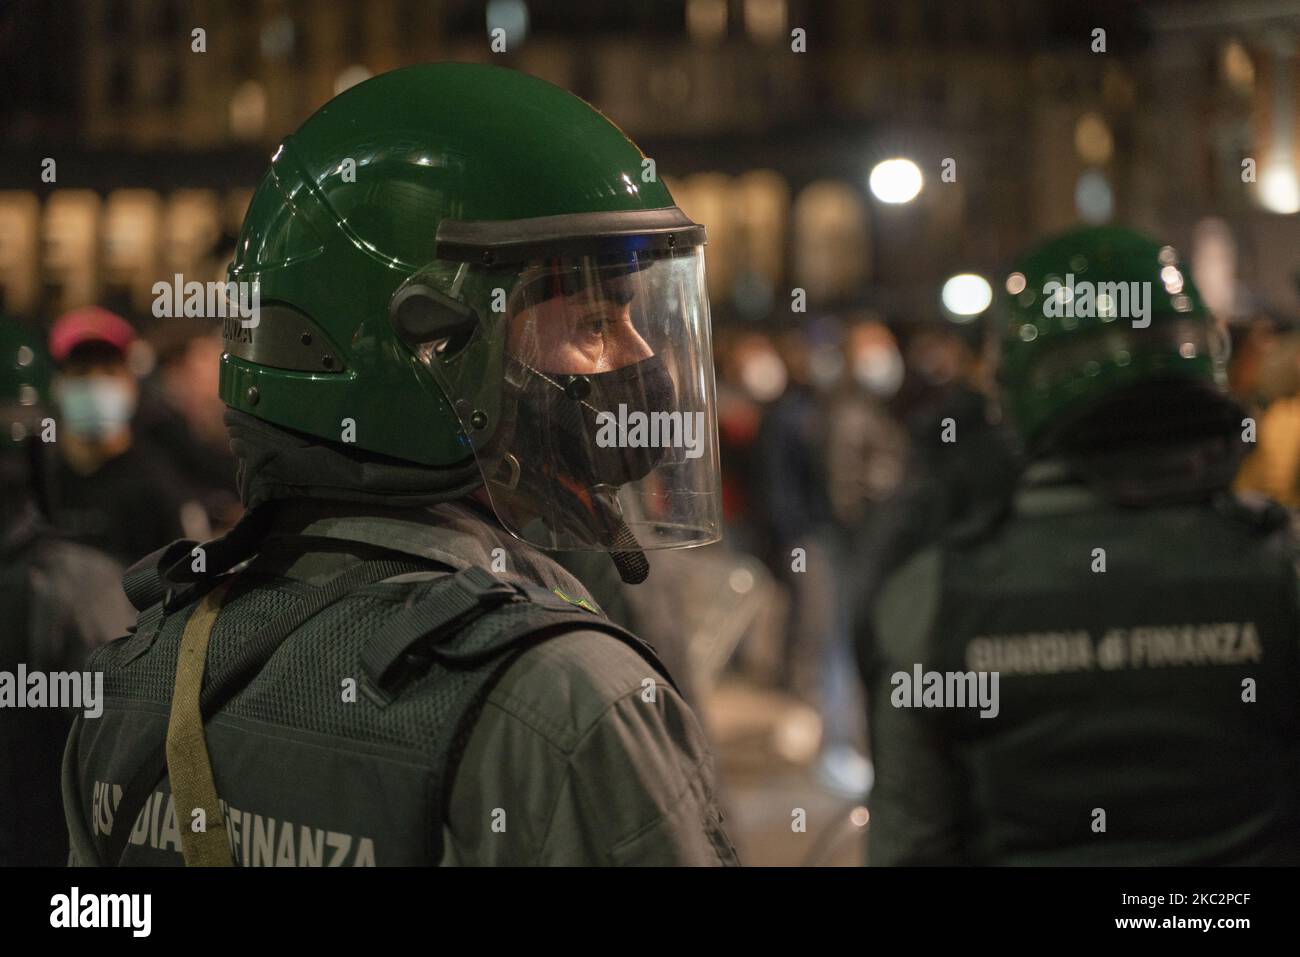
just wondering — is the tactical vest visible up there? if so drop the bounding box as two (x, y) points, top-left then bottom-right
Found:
(73, 530), (673, 866)
(926, 493), (1300, 865)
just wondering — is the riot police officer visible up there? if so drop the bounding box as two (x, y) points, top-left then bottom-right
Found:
(62, 63), (737, 866)
(864, 226), (1300, 865)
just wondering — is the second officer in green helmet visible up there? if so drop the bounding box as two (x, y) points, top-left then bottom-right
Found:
(63, 63), (738, 866)
(864, 226), (1300, 865)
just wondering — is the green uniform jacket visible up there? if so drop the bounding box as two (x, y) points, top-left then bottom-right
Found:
(62, 501), (739, 866)
(865, 463), (1300, 865)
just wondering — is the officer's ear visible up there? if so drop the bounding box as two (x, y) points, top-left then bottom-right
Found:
(390, 284), (479, 356)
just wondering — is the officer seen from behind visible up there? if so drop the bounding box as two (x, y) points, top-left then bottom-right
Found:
(864, 227), (1300, 865)
(63, 63), (737, 866)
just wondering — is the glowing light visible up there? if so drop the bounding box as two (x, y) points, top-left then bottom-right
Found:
(1074, 112), (1114, 165)
(942, 273), (992, 317)
(869, 158), (923, 204)
(486, 0), (529, 46)
(1222, 41), (1254, 94)
(1075, 170), (1114, 223)
(1006, 272), (1027, 295)
(1160, 265), (1184, 294)
(729, 568), (755, 594)
(1259, 162), (1300, 215)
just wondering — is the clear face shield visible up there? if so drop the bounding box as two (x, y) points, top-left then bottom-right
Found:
(394, 211), (722, 582)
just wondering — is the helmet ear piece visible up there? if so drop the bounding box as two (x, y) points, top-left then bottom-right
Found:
(390, 284), (479, 354)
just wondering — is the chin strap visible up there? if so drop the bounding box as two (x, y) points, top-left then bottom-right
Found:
(606, 520), (650, 584)
(585, 488), (649, 584)
(610, 551), (649, 585)
(499, 466), (651, 584)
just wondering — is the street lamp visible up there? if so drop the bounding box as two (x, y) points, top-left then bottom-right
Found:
(942, 273), (992, 320)
(869, 158), (923, 204)
(1259, 159), (1300, 215)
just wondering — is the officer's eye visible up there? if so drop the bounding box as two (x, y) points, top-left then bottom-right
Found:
(577, 315), (607, 340)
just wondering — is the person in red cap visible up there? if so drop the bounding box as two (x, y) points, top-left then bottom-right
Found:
(47, 307), (192, 565)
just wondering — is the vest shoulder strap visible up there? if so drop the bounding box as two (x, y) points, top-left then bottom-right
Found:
(121, 539), (196, 612)
(121, 506), (282, 615)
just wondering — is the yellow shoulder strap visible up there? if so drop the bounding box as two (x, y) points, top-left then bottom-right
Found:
(165, 580), (235, 867)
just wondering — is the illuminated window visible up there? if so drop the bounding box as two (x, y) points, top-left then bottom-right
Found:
(687, 0), (727, 44)
(229, 81), (267, 140)
(334, 65), (372, 96)
(42, 191), (103, 314)
(794, 181), (870, 303)
(1221, 40), (1254, 95)
(0, 192), (41, 317)
(744, 0), (786, 43)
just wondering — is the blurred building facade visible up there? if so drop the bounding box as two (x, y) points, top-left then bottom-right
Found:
(1136, 0), (1300, 320)
(0, 0), (1296, 326)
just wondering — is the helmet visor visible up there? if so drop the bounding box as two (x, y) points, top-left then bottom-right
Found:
(403, 244), (722, 553)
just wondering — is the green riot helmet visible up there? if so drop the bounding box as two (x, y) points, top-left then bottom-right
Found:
(221, 64), (721, 581)
(999, 226), (1241, 501)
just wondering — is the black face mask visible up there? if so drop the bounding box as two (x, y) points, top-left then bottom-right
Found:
(505, 354), (678, 489)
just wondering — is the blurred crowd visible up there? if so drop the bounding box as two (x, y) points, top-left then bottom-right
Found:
(33, 310), (240, 559)
(7, 297), (1300, 862)
(714, 312), (1011, 794)
(1, 308), (240, 864)
(15, 300), (1300, 638)
(711, 306), (1300, 798)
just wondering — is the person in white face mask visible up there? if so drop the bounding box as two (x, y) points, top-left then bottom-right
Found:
(816, 319), (908, 797)
(48, 307), (191, 565)
(829, 320), (907, 524)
